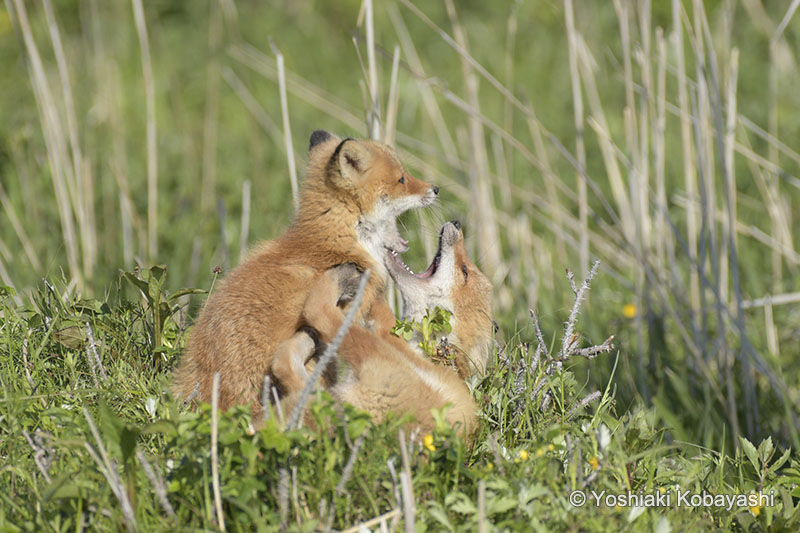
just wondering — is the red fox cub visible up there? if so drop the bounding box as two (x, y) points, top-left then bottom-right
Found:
(173, 130), (438, 413)
(272, 222), (493, 437)
(386, 220), (494, 377)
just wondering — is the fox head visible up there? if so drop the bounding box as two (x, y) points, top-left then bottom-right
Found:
(388, 221), (494, 375)
(304, 130), (438, 267)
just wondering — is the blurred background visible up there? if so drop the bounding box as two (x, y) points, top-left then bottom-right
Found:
(1, 0), (799, 450)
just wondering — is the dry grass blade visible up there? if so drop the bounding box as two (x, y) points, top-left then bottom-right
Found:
(239, 179), (251, 263)
(575, 37), (634, 240)
(672, 0), (700, 317)
(136, 449), (176, 518)
(8, 0), (81, 288)
(22, 429), (53, 483)
(384, 45), (401, 146)
(363, 0), (381, 140)
(211, 372), (226, 531)
(444, 0), (502, 282)
(387, 4), (458, 157)
(0, 182), (41, 272)
(42, 0), (95, 279)
(131, 0), (158, 261)
(83, 408), (137, 532)
(336, 433), (365, 494)
(341, 509), (401, 533)
(269, 40), (299, 212)
(85, 323), (107, 382)
(564, 0), (589, 276)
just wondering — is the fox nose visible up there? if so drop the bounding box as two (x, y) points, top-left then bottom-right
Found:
(432, 186), (439, 195)
(451, 220), (462, 230)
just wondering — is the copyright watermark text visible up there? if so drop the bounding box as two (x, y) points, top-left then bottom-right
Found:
(569, 489), (774, 511)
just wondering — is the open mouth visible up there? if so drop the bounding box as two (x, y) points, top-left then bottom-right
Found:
(386, 232), (444, 280)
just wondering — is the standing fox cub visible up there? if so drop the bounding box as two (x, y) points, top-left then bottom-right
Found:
(173, 131), (438, 412)
(273, 222), (493, 436)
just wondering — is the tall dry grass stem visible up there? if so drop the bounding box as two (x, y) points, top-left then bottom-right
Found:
(269, 40), (299, 213)
(8, 0), (81, 288)
(239, 180), (251, 263)
(211, 372), (226, 531)
(131, 0), (158, 262)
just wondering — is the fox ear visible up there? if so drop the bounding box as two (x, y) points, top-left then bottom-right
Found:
(329, 138), (371, 189)
(309, 130), (335, 151)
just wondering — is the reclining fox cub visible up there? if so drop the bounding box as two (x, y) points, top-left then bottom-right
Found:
(273, 221), (494, 436)
(173, 131), (438, 413)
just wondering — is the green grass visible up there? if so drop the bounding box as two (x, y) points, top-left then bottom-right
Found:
(2, 0), (800, 529)
(2, 269), (798, 531)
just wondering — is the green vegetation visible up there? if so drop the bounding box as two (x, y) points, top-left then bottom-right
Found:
(1, 0), (799, 530)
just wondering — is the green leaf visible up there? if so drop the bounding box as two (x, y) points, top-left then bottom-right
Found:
(43, 473), (82, 501)
(740, 437), (761, 472)
(123, 272), (150, 301)
(758, 437), (774, 463)
(260, 420), (291, 454)
(149, 264), (168, 287)
(427, 503), (454, 530)
(0, 285), (16, 298)
(346, 413), (370, 440)
(769, 448), (792, 475)
(140, 420), (177, 438)
(97, 400), (139, 463)
(486, 496), (518, 515)
(446, 493), (477, 515)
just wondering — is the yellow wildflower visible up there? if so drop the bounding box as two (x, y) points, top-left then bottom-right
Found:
(749, 493), (763, 517)
(623, 304), (637, 319)
(519, 449), (529, 461)
(588, 456), (600, 470)
(423, 434), (436, 452)
(547, 444), (555, 451)
(535, 448), (545, 458)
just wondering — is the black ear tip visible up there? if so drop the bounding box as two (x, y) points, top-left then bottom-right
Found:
(451, 220), (462, 230)
(309, 130), (332, 151)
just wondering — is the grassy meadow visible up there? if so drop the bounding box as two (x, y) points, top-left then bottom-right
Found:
(1, 0), (800, 530)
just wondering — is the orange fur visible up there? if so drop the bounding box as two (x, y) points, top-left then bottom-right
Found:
(273, 223), (494, 438)
(173, 131), (437, 414)
(387, 221), (494, 377)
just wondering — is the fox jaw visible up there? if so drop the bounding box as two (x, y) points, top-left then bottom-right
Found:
(386, 221), (494, 373)
(311, 131), (438, 277)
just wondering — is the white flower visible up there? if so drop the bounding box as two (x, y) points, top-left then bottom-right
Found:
(145, 397), (158, 418)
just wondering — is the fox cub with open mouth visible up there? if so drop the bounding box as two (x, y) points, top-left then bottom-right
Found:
(272, 221), (493, 437)
(173, 131), (438, 414)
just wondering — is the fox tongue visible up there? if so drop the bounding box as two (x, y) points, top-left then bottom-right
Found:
(415, 254), (437, 279)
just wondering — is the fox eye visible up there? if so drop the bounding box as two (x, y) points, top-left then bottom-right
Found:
(398, 175), (405, 184)
(461, 264), (469, 282)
